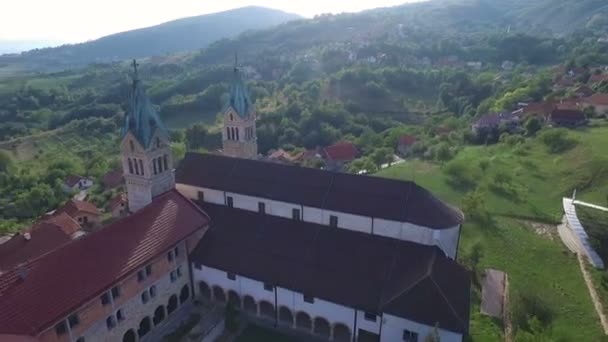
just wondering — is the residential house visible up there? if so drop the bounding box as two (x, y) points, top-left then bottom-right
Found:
(397, 135), (417, 156)
(515, 102), (554, 121)
(574, 85), (594, 98)
(588, 73), (608, 85)
(109, 193), (128, 219)
(266, 149), (298, 165)
(321, 141), (359, 172)
(548, 108), (587, 127)
(582, 94), (608, 114)
(102, 169), (124, 190)
(56, 199), (101, 227)
(472, 112), (520, 134)
(63, 175), (94, 193)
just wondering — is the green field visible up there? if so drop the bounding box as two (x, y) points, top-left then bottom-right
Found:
(377, 125), (608, 341)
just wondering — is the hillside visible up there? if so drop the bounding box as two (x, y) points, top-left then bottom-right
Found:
(0, 6), (300, 72)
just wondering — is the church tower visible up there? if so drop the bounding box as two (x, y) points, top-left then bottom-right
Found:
(121, 60), (175, 212)
(222, 56), (258, 159)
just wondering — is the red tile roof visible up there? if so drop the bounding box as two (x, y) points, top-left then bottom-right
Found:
(57, 200), (100, 217)
(398, 135), (417, 147)
(589, 73), (608, 84)
(0, 223), (72, 273)
(323, 141), (358, 161)
(109, 193), (127, 211)
(521, 102), (555, 118)
(44, 213), (81, 236)
(0, 190), (210, 336)
(550, 109), (586, 124)
(584, 93), (608, 106)
(102, 170), (124, 189)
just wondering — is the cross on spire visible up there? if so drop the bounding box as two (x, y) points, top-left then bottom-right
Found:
(132, 59), (139, 81)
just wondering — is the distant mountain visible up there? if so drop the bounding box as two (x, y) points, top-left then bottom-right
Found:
(1, 6), (300, 72)
(0, 40), (64, 54)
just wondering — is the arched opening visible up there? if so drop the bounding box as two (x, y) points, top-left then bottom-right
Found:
(333, 323), (351, 342)
(278, 306), (294, 326)
(212, 286), (226, 303)
(137, 316), (152, 338)
(198, 281), (211, 301)
(314, 317), (331, 338)
(295, 312), (312, 331)
(122, 329), (136, 342)
(180, 284), (190, 304)
(259, 300), (275, 319)
(153, 305), (165, 326)
(228, 290), (241, 308)
(167, 294), (178, 315)
(243, 295), (257, 314)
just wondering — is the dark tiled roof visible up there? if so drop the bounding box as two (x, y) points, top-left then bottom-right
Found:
(0, 190), (209, 335)
(64, 174), (85, 188)
(323, 141), (358, 161)
(398, 135), (417, 146)
(0, 224), (72, 273)
(550, 109), (586, 123)
(176, 153), (463, 229)
(192, 204), (470, 333)
(57, 200), (100, 217)
(102, 169), (124, 189)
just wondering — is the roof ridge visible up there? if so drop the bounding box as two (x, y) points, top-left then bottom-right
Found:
(429, 271), (468, 331)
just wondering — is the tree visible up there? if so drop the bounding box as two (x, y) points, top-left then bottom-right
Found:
(370, 148), (394, 168)
(524, 117), (542, 136)
(434, 143), (452, 165)
(185, 124), (209, 150)
(0, 150), (13, 173)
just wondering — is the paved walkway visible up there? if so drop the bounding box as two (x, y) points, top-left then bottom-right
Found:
(480, 269), (506, 318)
(562, 198), (604, 268)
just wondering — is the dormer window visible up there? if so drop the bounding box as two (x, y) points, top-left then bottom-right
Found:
(129, 140), (135, 152)
(230, 113), (234, 121)
(156, 137), (161, 148)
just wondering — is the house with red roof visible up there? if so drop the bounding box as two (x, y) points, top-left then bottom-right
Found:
(56, 199), (101, 228)
(62, 175), (94, 193)
(102, 169), (124, 190)
(321, 141), (359, 171)
(109, 193), (128, 219)
(397, 135), (417, 156)
(588, 73), (608, 85)
(582, 93), (608, 114)
(548, 108), (587, 128)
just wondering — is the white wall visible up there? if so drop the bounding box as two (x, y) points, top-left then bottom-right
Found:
(380, 313), (463, 342)
(356, 310), (382, 335)
(177, 183), (458, 258)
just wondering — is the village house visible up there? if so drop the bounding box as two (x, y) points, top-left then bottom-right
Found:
(588, 73), (608, 85)
(321, 140), (359, 172)
(397, 135), (417, 156)
(62, 175), (94, 193)
(574, 85), (594, 98)
(472, 112), (521, 134)
(265, 148), (298, 165)
(582, 93), (608, 114)
(109, 193), (128, 219)
(55, 199), (101, 228)
(514, 101), (554, 121)
(548, 108), (587, 127)
(102, 169), (124, 190)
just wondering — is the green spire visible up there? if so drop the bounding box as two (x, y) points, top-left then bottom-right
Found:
(225, 53), (254, 118)
(122, 59), (168, 148)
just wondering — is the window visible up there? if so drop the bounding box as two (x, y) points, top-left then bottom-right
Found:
(263, 283), (273, 292)
(197, 191), (205, 202)
(258, 202), (266, 214)
(141, 290), (150, 304)
(236, 127), (240, 140)
(329, 215), (338, 227)
(55, 321), (67, 336)
(227, 196), (234, 208)
(157, 156), (163, 173)
(177, 266), (183, 277)
(68, 314), (80, 328)
(83, 216), (88, 224)
(106, 316), (116, 329)
(139, 159), (144, 176)
(156, 137), (161, 148)
(137, 270), (145, 282)
(403, 330), (418, 342)
(129, 140), (135, 152)
(153, 159), (158, 175)
(167, 250), (174, 262)
(150, 285), (157, 298)
(76, 337), (85, 342)
(170, 271), (177, 282)
(174, 246), (180, 258)
(134, 158), (140, 175)
(292, 208), (301, 220)
(364, 312), (377, 322)
(226, 127), (230, 140)
(128, 158), (134, 174)
(303, 295), (314, 304)
(227, 272), (236, 280)
(116, 309), (125, 322)
(111, 286), (120, 299)
(163, 155), (168, 171)
(145, 265), (152, 277)
(100, 292), (110, 305)
(230, 113), (234, 121)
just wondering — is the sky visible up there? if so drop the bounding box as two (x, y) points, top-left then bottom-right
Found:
(1, 0), (417, 44)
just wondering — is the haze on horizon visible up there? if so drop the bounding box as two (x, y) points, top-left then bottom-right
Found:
(1, 0), (420, 48)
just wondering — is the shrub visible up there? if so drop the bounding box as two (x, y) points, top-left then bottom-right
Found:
(445, 159), (476, 188)
(511, 289), (554, 332)
(539, 128), (577, 153)
(525, 117), (542, 136)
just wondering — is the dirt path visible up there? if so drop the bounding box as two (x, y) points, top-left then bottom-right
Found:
(578, 253), (608, 334)
(503, 274), (513, 342)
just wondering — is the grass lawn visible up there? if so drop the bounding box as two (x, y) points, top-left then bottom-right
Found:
(377, 125), (608, 341)
(235, 324), (301, 342)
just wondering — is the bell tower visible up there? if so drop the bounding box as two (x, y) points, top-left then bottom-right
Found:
(121, 60), (175, 212)
(222, 54), (258, 159)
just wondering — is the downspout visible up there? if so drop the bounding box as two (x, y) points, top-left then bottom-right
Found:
(352, 309), (358, 342)
(454, 224), (462, 260)
(274, 287), (279, 327)
(378, 313), (383, 341)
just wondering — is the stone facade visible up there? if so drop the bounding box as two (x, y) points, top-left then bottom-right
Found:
(222, 107), (257, 159)
(121, 130), (175, 212)
(36, 239), (195, 342)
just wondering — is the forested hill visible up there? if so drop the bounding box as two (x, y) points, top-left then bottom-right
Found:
(0, 6), (300, 72)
